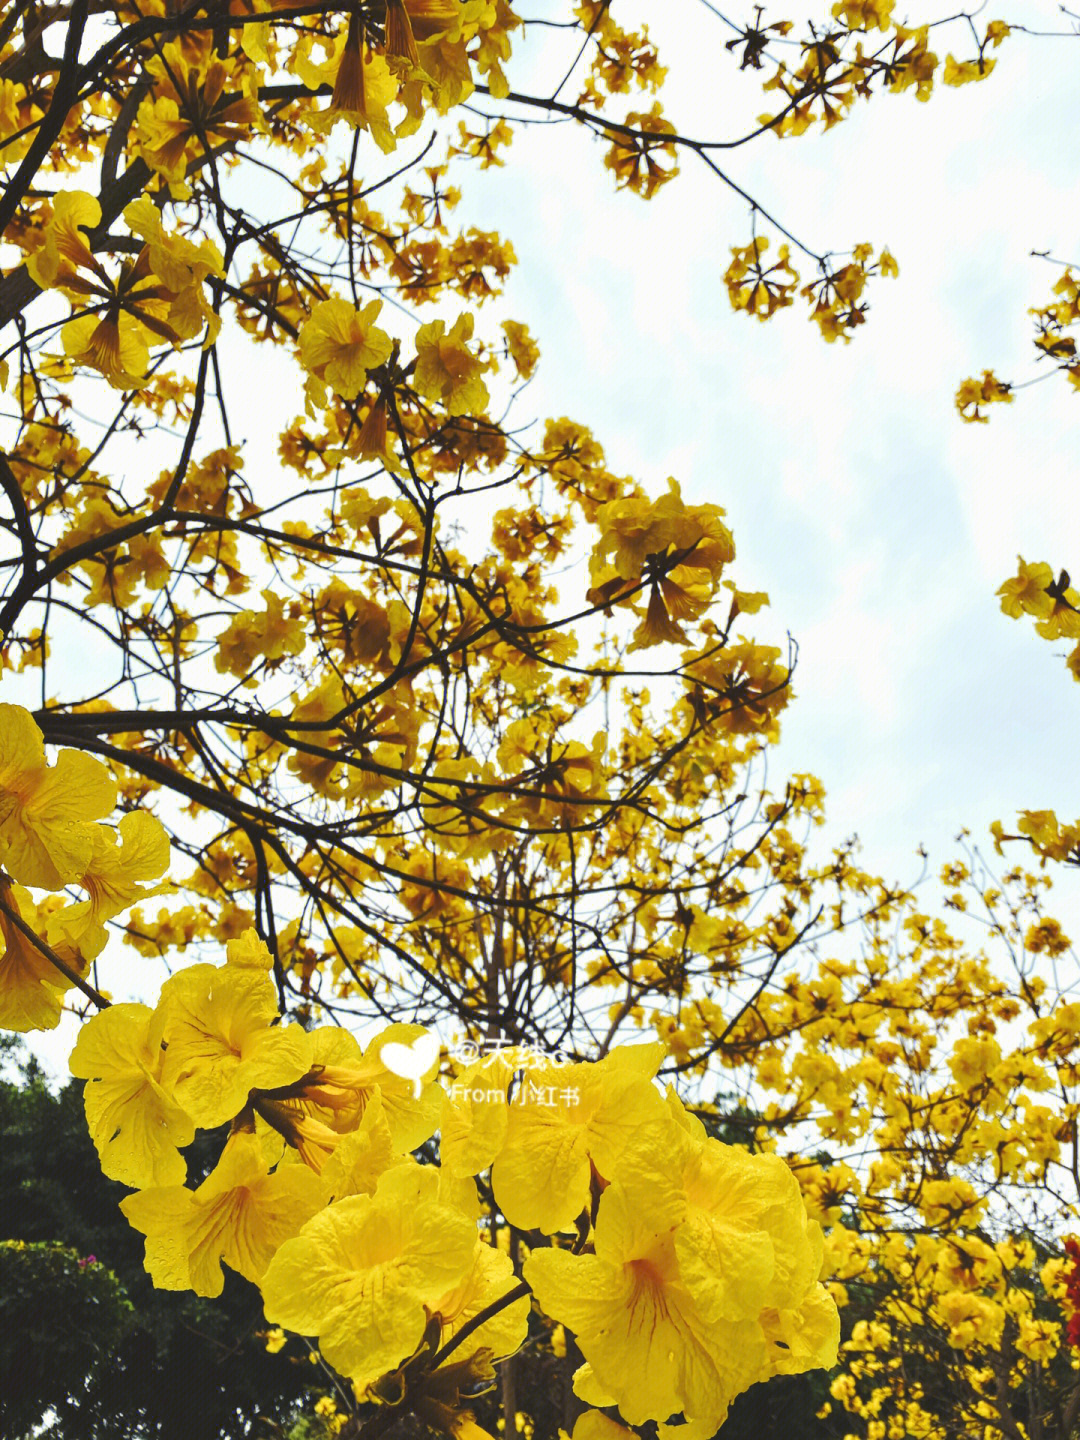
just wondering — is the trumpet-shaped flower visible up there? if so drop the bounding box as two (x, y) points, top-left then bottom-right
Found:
(673, 1135), (825, 1322)
(0, 880), (87, 1031)
(320, 1090), (404, 1199)
(25, 191), (102, 296)
(295, 1022), (443, 1152)
(47, 811), (172, 960)
(760, 1287), (844, 1377)
(69, 1001), (195, 1187)
(440, 1049), (517, 1177)
(413, 312), (489, 416)
(298, 298), (393, 401)
(292, 20), (399, 147)
(260, 1162), (478, 1389)
(433, 1235), (530, 1364)
(590, 478), (734, 589)
(525, 1166), (767, 1433)
(156, 961), (314, 1128)
(0, 703), (116, 890)
(489, 1043), (667, 1233)
(524, 1133), (838, 1434)
(120, 1130), (327, 1296)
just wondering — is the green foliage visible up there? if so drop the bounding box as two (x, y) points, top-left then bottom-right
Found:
(0, 1240), (130, 1439)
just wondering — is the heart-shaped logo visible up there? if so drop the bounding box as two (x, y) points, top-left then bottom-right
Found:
(380, 1032), (441, 1098)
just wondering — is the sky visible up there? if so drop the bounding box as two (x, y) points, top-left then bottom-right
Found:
(11, 0), (1080, 1080)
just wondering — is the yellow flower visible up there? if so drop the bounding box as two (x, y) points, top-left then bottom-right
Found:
(214, 589), (308, 680)
(947, 1036), (1002, 1090)
(295, 1022), (444, 1152)
(674, 1137), (827, 1322)
(120, 1131), (327, 1296)
(724, 238), (799, 321)
(433, 1234), (530, 1364)
(156, 961), (314, 1128)
(440, 1050), (516, 1178)
(136, 40), (262, 186)
(1034, 579), (1080, 640)
(501, 319), (540, 379)
(69, 1002), (195, 1188)
(760, 1287), (843, 1377)
(47, 811), (172, 960)
(1024, 919), (1071, 959)
(293, 21), (399, 148)
(28, 191), (222, 389)
(997, 557), (1055, 619)
(524, 1127), (837, 1433)
(123, 195), (223, 296)
(590, 477), (734, 592)
(918, 1176), (984, 1227)
(25, 191), (101, 295)
(490, 1043), (667, 1234)
(227, 929), (275, 969)
(1015, 1316), (1059, 1363)
(0, 879), (87, 1032)
(260, 1162), (478, 1389)
(942, 54), (996, 86)
(0, 703), (116, 890)
(60, 313), (149, 390)
(603, 104), (678, 199)
(525, 1166), (766, 1434)
(319, 1090), (404, 1199)
(930, 1289), (1003, 1349)
(414, 312), (490, 415)
(298, 298), (393, 401)
(832, 0), (895, 29)
(0, 78), (41, 164)
(955, 369), (1013, 422)
(385, 0), (420, 65)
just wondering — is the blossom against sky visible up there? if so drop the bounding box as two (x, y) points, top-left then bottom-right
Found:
(457, 1), (1080, 894)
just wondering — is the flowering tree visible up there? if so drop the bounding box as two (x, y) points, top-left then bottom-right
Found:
(2, 2), (1079, 1438)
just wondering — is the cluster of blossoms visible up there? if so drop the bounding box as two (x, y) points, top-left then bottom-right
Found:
(0, 704), (171, 1031)
(51, 928), (839, 1438)
(5, 0), (1079, 1434)
(723, 238), (899, 343)
(959, 265), (1080, 424)
(996, 557), (1080, 684)
(0, 703), (840, 1436)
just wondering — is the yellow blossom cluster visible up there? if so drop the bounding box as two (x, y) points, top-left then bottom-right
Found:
(59, 937), (838, 1436)
(996, 556), (1080, 682)
(724, 239), (898, 342)
(0, 704), (170, 1030)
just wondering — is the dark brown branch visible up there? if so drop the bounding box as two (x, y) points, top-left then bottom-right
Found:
(0, 0), (90, 238)
(0, 451), (41, 591)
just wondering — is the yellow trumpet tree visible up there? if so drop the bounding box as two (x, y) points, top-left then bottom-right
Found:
(2, 3), (1079, 1439)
